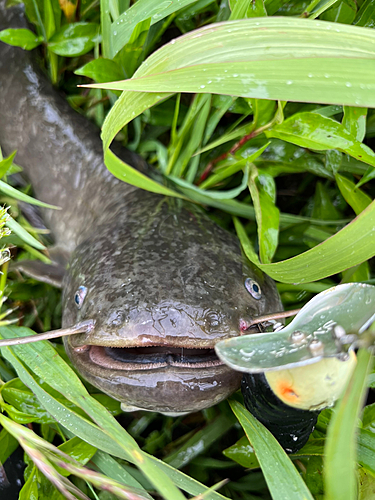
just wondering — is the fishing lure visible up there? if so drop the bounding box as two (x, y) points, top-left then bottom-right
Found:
(216, 283), (375, 452)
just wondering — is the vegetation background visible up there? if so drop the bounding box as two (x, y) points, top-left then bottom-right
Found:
(0, 0), (375, 498)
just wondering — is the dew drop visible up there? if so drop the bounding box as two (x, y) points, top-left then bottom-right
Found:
(170, 39), (176, 44)
(113, 31), (117, 36)
(308, 73), (313, 78)
(324, 74), (330, 78)
(233, 74), (239, 77)
(286, 80), (293, 85)
(346, 82), (352, 87)
(200, 85), (205, 89)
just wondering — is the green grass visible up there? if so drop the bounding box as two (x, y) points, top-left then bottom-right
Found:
(0, 0), (375, 498)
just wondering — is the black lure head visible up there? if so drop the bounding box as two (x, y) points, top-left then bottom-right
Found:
(241, 373), (319, 454)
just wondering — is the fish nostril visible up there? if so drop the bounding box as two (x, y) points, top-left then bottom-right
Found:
(239, 319), (249, 331)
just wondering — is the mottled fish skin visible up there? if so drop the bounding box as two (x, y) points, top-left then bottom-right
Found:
(0, 1), (282, 413)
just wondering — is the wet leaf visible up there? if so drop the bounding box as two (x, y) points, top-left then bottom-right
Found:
(75, 58), (124, 83)
(0, 327), (230, 500)
(355, 0), (375, 28)
(248, 166), (279, 263)
(6, 216), (46, 250)
(233, 200), (375, 283)
(342, 106), (367, 142)
(0, 28), (43, 49)
(90, 18), (375, 109)
(110, 0), (199, 57)
(324, 349), (373, 500)
(223, 435), (260, 469)
(0, 180), (60, 209)
(335, 173), (372, 215)
(229, 400), (314, 500)
(230, 0), (267, 19)
(266, 112), (375, 169)
(48, 23), (99, 56)
(0, 428), (19, 465)
(0, 150), (17, 178)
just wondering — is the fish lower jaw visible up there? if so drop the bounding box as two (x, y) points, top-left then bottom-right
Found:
(80, 345), (224, 371)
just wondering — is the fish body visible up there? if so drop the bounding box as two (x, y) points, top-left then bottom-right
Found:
(0, 1), (282, 414)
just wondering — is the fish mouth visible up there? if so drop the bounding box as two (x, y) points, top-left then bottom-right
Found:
(87, 345), (223, 371)
(69, 323), (263, 371)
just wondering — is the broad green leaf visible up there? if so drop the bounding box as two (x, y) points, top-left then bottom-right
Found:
(89, 18), (375, 108)
(100, 0), (112, 58)
(110, 0), (199, 57)
(224, 430), (375, 477)
(321, 0), (357, 24)
(223, 435), (260, 469)
(48, 23), (99, 56)
(324, 349), (373, 500)
(75, 58), (124, 83)
(0, 28), (43, 49)
(325, 149), (342, 176)
(91, 451), (153, 498)
(43, 0), (56, 40)
(358, 429), (375, 475)
(229, 400), (314, 500)
(342, 106), (367, 142)
(230, 0), (267, 18)
(90, 17), (375, 193)
(6, 216), (46, 250)
(266, 113), (375, 168)
(0, 428), (19, 465)
(0, 150), (17, 178)
(233, 200), (375, 283)
(115, 17), (151, 79)
(354, 0), (375, 28)
(248, 166), (279, 263)
(341, 261), (370, 283)
(250, 98), (277, 128)
(105, 149), (184, 198)
(57, 437), (97, 476)
(19, 468), (38, 500)
(335, 173), (372, 215)
(358, 469), (375, 500)
(0, 327), (229, 500)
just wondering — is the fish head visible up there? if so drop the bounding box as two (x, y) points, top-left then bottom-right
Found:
(62, 193), (282, 414)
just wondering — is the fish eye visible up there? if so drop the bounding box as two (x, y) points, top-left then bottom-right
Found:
(245, 278), (262, 300)
(74, 286), (87, 309)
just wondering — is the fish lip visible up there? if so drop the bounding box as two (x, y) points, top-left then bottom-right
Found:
(69, 334), (226, 349)
(72, 344), (225, 371)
